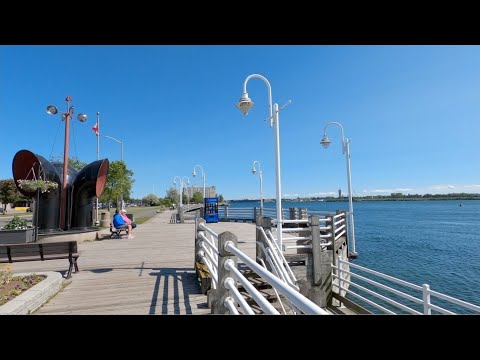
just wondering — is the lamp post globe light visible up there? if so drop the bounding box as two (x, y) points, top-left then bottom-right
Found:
(192, 164), (206, 199)
(237, 74), (290, 250)
(321, 121), (358, 258)
(104, 135), (124, 208)
(46, 96), (87, 230)
(251, 160), (264, 215)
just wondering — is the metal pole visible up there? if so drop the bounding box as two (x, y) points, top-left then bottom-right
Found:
(345, 139), (357, 258)
(59, 96), (72, 230)
(259, 168), (264, 215)
(203, 171), (206, 199)
(273, 103), (283, 250)
(95, 112), (100, 225)
(120, 140), (124, 209)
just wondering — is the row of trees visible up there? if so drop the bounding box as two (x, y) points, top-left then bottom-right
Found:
(140, 188), (224, 207)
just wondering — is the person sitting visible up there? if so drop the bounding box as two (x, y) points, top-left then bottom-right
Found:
(113, 209), (134, 239)
(120, 209), (136, 238)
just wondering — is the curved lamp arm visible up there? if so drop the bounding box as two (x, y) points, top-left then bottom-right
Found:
(242, 74), (273, 126)
(323, 121), (347, 154)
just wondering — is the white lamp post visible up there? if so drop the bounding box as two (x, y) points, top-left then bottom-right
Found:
(237, 74), (290, 250)
(192, 164), (206, 199)
(251, 160), (264, 215)
(104, 135), (124, 209)
(182, 176), (191, 211)
(173, 176), (183, 208)
(321, 121), (358, 258)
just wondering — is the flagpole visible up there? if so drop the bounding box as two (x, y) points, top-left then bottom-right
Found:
(95, 112), (100, 226)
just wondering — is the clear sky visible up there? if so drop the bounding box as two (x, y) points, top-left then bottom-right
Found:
(1, 45), (479, 200)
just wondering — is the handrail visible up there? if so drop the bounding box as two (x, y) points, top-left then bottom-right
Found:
(265, 229), (298, 287)
(335, 259), (480, 314)
(338, 258), (422, 291)
(224, 277), (255, 315)
(224, 241), (328, 314)
(225, 259), (280, 315)
(199, 222), (219, 239)
(259, 227), (297, 288)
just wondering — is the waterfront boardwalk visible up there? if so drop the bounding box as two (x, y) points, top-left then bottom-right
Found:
(8, 210), (257, 315)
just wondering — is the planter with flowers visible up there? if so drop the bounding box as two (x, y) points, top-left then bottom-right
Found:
(0, 216), (35, 244)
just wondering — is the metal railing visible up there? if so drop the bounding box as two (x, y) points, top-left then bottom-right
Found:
(196, 219), (328, 315)
(332, 258), (480, 314)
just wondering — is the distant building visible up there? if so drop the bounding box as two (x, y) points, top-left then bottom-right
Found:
(183, 185), (217, 198)
(338, 189), (342, 198)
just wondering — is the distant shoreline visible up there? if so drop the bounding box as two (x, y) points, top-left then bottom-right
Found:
(229, 197), (480, 203)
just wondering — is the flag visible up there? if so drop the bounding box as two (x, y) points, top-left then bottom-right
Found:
(92, 122), (99, 136)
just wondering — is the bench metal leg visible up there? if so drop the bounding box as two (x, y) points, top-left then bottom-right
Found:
(74, 258), (79, 272)
(66, 261), (73, 279)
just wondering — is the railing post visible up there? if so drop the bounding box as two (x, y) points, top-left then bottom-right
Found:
(289, 207), (297, 220)
(299, 208), (307, 219)
(214, 231), (238, 314)
(256, 216), (272, 266)
(422, 284), (432, 315)
(294, 215), (332, 308)
(310, 215), (322, 285)
(225, 205), (229, 222)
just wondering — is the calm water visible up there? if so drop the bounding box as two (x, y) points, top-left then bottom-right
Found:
(229, 200), (480, 310)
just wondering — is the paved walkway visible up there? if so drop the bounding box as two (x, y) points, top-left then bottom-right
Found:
(8, 210), (257, 315)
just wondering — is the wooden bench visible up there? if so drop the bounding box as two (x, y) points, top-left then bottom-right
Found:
(0, 241), (79, 279)
(110, 223), (128, 239)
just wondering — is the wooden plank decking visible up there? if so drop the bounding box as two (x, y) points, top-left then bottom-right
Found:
(7, 210), (257, 315)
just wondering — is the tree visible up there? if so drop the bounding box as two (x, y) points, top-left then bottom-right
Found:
(50, 155), (87, 171)
(191, 191), (203, 204)
(99, 160), (134, 209)
(0, 179), (24, 210)
(68, 157), (87, 171)
(165, 187), (179, 203)
(143, 194), (159, 206)
(218, 194), (224, 202)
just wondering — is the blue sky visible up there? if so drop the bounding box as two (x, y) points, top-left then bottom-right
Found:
(1, 45), (479, 200)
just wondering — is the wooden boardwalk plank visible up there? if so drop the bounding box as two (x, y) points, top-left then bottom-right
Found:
(7, 210), (257, 315)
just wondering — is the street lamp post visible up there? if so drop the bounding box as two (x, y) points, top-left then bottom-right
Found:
(237, 74), (290, 250)
(104, 135), (123, 162)
(320, 121), (358, 258)
(192, 164), (206, 199)
(182, 176), (191, 211)
(173, 176), (184, 208)
(104, 135), (124, 209)
(251, 160), (264, 215)
(46, 96), (87, 230)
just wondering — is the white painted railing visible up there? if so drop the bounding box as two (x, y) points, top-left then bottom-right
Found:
(333, 258), (480, 314)
(196, 220), (328, 315)
(223, 240), (328, 315)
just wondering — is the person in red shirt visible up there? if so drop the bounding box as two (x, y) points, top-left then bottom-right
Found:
(120, 209), (137, 239)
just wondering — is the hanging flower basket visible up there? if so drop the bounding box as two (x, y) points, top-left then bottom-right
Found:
(17, 179), (58, 193)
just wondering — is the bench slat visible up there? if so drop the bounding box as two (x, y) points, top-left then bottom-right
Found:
(0, 241), (79, 278)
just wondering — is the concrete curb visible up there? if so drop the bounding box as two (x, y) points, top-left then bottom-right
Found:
(0, 272), (64, 315)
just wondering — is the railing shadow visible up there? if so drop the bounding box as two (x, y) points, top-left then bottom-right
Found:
(84, 265), (208, 314)
(147, 267), (207, 315)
